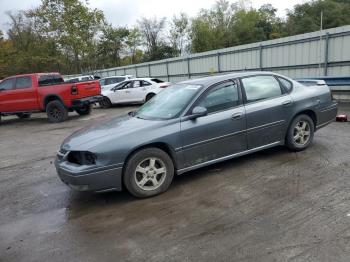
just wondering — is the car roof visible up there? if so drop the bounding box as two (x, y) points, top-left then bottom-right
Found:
(129, 78), (155, 81)
(180, 71), (283, 87)
(101, 75), (132, 79)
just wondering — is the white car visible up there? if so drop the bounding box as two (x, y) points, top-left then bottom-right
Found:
(99, 75), (133, 90)
(66, 75), (95, 83)
(100, 78), (171, 107)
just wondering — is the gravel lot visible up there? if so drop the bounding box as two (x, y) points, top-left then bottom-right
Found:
(0, 104), (350, 262)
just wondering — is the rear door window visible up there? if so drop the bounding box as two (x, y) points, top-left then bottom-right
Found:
(142, 81), (152, 86)
(241, 75), (282, 103)
(15, 76), (32, 89)
(0, 78), (15, 90)
(133, 81), (141, 88)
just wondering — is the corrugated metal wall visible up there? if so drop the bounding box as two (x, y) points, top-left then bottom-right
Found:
(72, 25), (350, 83)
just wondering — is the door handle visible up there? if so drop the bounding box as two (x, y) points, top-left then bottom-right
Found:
(282, 100), (292, 106)
(232, 112), (243, 120)
(125, 90), (130, 93)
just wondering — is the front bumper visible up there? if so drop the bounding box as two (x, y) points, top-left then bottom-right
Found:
(55, 157), (123, 192)
(71, 95), (103, 108)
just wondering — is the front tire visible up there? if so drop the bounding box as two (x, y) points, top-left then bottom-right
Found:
(286, 114), (314, 151)
(100, 97), (112, 108)
(123, 148), (174, 198)
(46, 100), (68, 123)
(75, 105), (91, 116)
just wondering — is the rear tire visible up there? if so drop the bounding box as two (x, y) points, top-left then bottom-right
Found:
(123, 148), (174, 198)
(16, 113), (31, 119)
(75, 105), (91, 116)
(46, 100), (68, 123)
(286, 114), (314, 151)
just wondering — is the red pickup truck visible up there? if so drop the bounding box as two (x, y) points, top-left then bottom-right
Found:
(0, 73), (101, 123)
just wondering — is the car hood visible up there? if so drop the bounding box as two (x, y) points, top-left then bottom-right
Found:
(61, 114), (162, 151)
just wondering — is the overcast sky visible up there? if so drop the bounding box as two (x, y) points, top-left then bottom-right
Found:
(0, 0), (306, 33)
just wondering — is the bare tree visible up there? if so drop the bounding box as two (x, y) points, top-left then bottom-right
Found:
(138, 16), (166, 53)
(169, 13), (190, 56)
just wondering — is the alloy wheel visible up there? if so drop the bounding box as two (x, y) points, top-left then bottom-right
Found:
(293, 120), (311, 145)
(134, 157), (167, 191)
(49, 107), (62, 120)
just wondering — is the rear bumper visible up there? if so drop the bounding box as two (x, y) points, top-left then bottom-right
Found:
(71, 95), (103, 108)
(55, 157), (123, 192)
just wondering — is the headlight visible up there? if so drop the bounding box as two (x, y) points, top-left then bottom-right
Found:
(67, 151), (96, 165)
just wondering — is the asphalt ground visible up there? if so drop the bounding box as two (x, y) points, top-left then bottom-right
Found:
(0, 103), (349, 262)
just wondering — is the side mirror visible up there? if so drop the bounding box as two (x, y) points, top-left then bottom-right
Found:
(190, 106), (208, 119)
(0, 88), (4, 92)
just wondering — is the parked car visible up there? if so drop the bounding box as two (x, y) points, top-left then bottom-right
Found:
(55, 71), (337, 197)
(0, 73), (102, 123)
(66, 75), (95, 83)
(99, 78), (171, 108)
(99, 75), (133, 90)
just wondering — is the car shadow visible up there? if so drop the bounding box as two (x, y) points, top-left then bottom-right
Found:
(65, 145), (290, 218)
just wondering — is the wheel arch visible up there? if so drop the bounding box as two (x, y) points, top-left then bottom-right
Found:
(43, 95), (64, 111)
(122, 142), (178, 182)
(145, 92), (156, 100)
(293, 109), (317, 128)
(285, 109), (317, 141)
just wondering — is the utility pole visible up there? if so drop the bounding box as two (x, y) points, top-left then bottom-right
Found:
(319, 11), (323, 76)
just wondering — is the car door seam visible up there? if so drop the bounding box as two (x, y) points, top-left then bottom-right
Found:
(182, 129), (246, 150)
(246, 119), (285, 132)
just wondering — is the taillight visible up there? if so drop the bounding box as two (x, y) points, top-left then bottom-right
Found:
(71, 85), (78, 95)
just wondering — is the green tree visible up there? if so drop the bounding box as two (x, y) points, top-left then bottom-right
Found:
(190, 0), (237, 52)
(98, 25), (129, 67)
(169, 13), (190, 56)
(125, 27), (142, 64)
(28, 0), (105, 73)
(138, 17), (175, 61)
(285, 0), (350, 35)
(4, 11), (63, 76)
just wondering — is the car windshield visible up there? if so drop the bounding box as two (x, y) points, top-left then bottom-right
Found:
(135, 84), (202, 120)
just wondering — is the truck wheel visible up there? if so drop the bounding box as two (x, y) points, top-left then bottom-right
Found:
(16, 113), (31, 119)
(46, 100), (68, 123)
(76, 105), (91, 116)
(286, 114), (314, 151)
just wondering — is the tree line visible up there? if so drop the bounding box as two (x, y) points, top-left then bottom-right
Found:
(0, 0), (350, 79)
